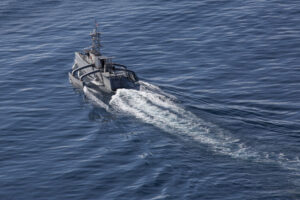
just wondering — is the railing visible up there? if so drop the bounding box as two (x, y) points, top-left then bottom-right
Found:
(72, 62), (138, 83)
(80, 69), (102, 81)
(72, 64), (94, 76)
(126, 70), (139, 82)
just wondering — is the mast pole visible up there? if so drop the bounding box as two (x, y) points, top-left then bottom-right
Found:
(90, 21), (101, 55)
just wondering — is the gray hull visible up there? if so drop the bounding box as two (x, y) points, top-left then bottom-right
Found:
(69, 52), (139, 93)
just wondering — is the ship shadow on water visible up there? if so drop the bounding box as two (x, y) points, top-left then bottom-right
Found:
(70, 84), (116, 123)
(87, 106), (115, 123)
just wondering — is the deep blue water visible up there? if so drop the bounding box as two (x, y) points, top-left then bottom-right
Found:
(1, 0), (300, 199)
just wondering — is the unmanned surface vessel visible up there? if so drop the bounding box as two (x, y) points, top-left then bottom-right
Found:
(69, 23), (139, 94)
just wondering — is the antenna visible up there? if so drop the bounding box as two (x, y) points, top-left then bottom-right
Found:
(90, 20), (101, 55)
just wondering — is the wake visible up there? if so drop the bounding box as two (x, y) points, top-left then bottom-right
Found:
(110, 81), (258, 159)
(87, 81), (300, 171)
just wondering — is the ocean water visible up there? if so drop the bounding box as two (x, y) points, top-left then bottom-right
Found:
(1, 0), (300, 199)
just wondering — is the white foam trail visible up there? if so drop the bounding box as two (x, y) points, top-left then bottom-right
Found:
(110, 88), (248, 156)
(83, 86), (110, 111)
(110, 81), (300, 171)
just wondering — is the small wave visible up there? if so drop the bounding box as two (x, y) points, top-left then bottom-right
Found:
(109, 81), (300, 172)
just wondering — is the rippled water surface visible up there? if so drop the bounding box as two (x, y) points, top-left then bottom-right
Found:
(1, 0), (300, 199)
